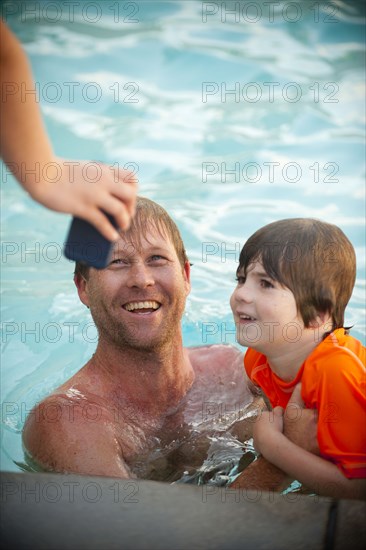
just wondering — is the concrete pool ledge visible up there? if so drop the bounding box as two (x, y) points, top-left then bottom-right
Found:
(1, 472), (365, 550)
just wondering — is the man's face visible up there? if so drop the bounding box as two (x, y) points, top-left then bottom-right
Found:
(76, 226), (191, 351)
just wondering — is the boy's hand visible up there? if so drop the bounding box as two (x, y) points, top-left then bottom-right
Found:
(30, 158), (138, 241)
(253, 406), (285, 454)
(284, 384), (320, 455)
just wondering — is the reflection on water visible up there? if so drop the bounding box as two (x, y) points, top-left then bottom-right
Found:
(129, 397), (261, 486)
(1, 1), (365, 479)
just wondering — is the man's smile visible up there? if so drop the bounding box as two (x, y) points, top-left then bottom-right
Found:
(123, 300), (161, 314)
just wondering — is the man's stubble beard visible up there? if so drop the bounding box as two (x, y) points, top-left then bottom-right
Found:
(90, 301), (185, 353)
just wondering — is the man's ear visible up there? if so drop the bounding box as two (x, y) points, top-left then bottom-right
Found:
(74, 273), (90, 308)
(183, 261), (191, 295)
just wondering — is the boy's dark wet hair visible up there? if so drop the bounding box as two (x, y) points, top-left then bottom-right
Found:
(237, 218), (356, 330)
(74, 196), (189, 280)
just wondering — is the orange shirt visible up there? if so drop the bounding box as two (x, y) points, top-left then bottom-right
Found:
(244, 329), (366, 479)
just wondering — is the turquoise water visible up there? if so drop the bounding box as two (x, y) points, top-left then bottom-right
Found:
(1, 0), (365, 475)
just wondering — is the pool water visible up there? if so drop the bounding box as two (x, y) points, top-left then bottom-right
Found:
(1, 0), (365, 479)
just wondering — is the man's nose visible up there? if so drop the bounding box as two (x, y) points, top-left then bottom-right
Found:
(127, 262), (154, 288)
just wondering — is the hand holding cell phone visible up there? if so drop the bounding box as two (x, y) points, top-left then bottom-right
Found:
(64, 213), (119, 269)
(60, 162), (137, 269)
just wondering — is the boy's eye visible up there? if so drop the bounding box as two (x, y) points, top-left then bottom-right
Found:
(260, 279), (274, 289)
(235, 275), (245, 285)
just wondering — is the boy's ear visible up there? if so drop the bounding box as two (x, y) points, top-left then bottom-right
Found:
(309, 311), (332, 329)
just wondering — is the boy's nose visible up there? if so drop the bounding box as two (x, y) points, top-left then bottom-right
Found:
(232, 283), (253, 304)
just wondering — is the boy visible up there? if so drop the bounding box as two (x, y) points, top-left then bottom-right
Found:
(230, 218), (366, 499)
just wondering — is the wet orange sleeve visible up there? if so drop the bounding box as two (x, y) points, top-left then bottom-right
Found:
(301, 348), (366, 479)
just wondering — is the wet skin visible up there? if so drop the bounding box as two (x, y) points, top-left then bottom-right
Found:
(23, 233), (320, 488)
(22, 344), (256, 480)
(22, 228), (255, 479)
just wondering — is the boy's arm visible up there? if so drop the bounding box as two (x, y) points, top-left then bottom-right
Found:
(231, 387), (319, 492)
(254, 406), (366, 500)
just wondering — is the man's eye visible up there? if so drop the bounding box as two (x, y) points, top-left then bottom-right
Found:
(235, 276), (245, 285)
(110, 258), (128, 266)
(150, 255), (167, 263)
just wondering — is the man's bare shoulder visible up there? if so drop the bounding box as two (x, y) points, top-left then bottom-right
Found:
(187, 344), (249, 390)
(22, 392), (131, 478)
(187, 344), (243, 371)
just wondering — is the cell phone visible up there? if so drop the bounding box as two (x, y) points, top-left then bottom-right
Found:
(63, 214), (118, 269)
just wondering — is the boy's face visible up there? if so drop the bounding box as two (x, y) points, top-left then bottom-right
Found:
(230, 260), (306, 355)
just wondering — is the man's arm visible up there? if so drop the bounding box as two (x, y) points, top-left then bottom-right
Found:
(231, 455), (292, 492)
(22, 397), (134, 478)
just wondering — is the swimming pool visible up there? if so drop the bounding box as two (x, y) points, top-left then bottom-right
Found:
(1, 0), (365, 477)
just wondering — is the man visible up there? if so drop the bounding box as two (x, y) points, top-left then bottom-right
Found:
(23, 197), (316, 487)
(23, 197), (259, 481)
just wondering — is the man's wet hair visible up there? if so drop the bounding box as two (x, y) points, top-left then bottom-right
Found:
(74, 196), (189, 280)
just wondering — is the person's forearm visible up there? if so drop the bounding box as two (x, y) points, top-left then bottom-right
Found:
(1, 21), (137, 240)
(260, 431), (366, 499)
(0, 21), (55, 194)
(231, 456), (292, 492)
